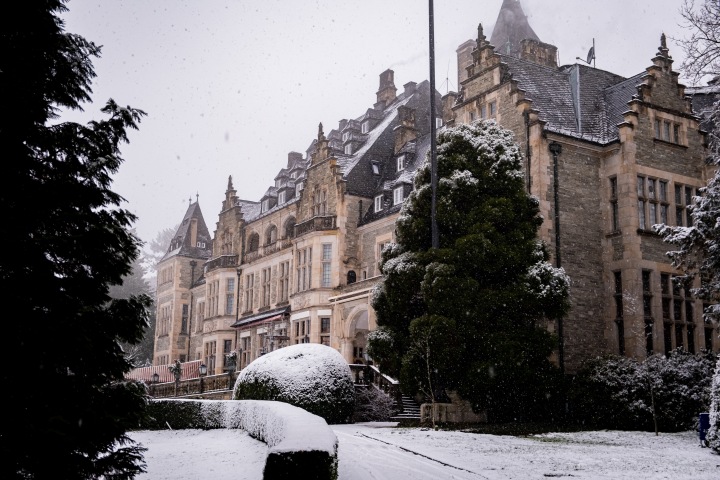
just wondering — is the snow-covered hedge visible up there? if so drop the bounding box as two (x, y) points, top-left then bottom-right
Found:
(142, 399), (338, 479)
(233, 343), (355, 424)
(707, 357), (720, 452)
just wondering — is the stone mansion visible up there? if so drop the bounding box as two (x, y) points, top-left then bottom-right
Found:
(152, 0), (719, 376)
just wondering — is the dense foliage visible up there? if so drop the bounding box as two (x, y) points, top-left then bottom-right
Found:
(708, 357), (720, 451)
(233, 343), (355, 424)
(1, 1), (150, 478)
(369, 120), (570, 422)
(570, 350), (717, 432)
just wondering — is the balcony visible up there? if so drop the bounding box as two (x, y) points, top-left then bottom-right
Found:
(295, 215), (337, 237)
(242, 238), (294, 264)
(204, 255), (238, 273)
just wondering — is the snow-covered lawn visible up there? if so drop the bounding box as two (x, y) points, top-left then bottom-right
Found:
(130, 422), (720, 479)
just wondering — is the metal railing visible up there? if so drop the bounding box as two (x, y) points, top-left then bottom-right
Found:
(146, 372), (237, 399)
(204, 255), (238, 273)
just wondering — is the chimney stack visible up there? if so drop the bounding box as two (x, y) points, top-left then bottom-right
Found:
(376, 69), (397, 109)
(393, 105), (418, 154)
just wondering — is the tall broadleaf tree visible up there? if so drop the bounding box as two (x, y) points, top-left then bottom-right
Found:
(0, 1), (150, 478)
(370, 120), (570, 422)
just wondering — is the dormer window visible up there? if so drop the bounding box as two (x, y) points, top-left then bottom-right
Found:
(278, 191), (286, 204)
(374, 195), (383, 213)
(371, 162), (380, 175)
(261, 198), (271, 213)
(296, 182), (303, 197)
(436, 117), (443, 128)
(342, 131), (351, 142)
(290, 172), (296, 179)
(396, 155), (405, 172)
(362, 121), (370, 134)
(393, 186), (404, 205)
(344, 144), (352, 155)
(196, 242), (206, 248)
(275, 179), (282, 188)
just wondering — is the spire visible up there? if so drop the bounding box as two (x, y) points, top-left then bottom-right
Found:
(489, 0), (540, 57)
(657, 32), (670, 58)
(227, 175), (234, 192)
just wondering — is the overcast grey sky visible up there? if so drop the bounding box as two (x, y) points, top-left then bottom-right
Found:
(59, 0), (695, 244)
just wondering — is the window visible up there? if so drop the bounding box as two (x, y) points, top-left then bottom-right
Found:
(342, 131), (350, 142)
(196, 301), (205, 333)
(241, 336), (252, 367)
(637, 176), (662, 230)
(261, 198), (270, 213)
(296, 247), (312, 292)
(374, 195), (383, 213)
(480, 105), (487, 119)
(275, 179), (282, 188)
(396, 155), (405, 172)
(436, 117), (443, 128)
(181, 304), (188, 333)
(371, 162), (380, 175)
(261, 267), (271, 307)
(223, 339), (233, 368)
(248, 233), (260, 252)
(642, 270), (653, 356)
(610, 177), (619, 231)
(205, 340), (217, 374)
(659, 180), (669, 224)
(614, 271), (625, 355)
(320, 317), (330, 345)
(674, 184), (695, 227)
(489, 101), (497, 116)
(347, 270), (356, 284)
(361, 121), (369, 134)
(209, 280), (219, 316)
(244, 274), (254, 312)
(655, 117), (682, 144)
(265, 225), (277, 246)
(344, 144), (352, 155)
(196, 241), (206, 248)
(278, 191), (286, 204)
(295, 182), (303, 197)
(321, 243), (332, 288)
(393, 186), (404, 205)
(312, 187), (327, 216)
(278, 260), (290, 302)
(225, 278), (235, 315)
(294, 319), (311, 343)
(470, 111), (476, 122)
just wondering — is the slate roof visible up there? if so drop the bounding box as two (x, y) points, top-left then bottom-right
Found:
(500, 54), (647, 144)
(490, 0), (540, 57)
(161, 201), (213, 262)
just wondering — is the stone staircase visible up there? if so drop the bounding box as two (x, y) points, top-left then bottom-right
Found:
(391, 394), (422, 422)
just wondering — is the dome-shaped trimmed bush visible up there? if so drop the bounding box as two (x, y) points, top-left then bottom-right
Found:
(233, 343), (355, 424)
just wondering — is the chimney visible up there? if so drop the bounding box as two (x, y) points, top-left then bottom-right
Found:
(190, 218), (198, 248)
(393, 105), (418, 154)
(339, 119), (348, 132)
(287, 151), (303, 166)
(376, 69), (397, 109)
(519, 38), (557, 68)
(403, 81), (417, 96)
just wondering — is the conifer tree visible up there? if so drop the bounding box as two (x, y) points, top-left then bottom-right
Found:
(1, 1), (150, 477)
(370, 120), (570, 422)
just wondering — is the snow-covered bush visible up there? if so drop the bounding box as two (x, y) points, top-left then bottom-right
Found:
(707, 357), (720, 452)
(233, 343), (355, 424)
(571, 350), (717, 431)
(352, 385), (395, 422)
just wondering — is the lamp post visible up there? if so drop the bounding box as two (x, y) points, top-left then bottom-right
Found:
(199, 363), (207, 394)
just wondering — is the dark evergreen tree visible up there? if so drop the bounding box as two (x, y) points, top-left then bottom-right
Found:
(369, 120), (570, 422)
(1, 1), (150, 478)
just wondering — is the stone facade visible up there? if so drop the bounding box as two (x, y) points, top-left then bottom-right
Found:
(153, 1), (719, 380)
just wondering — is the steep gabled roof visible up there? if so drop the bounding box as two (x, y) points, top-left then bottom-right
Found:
(161, 201), (213, 261)
(490, 0), (540, 57)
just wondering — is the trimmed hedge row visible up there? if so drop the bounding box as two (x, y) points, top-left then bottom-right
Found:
(140, 399), (338, 480)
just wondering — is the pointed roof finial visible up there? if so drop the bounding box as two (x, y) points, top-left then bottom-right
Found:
(227, 175), (234, 191)
(477, 23), (487, 46)
(318, 122), (324, 139)
(189, 196), (192, 205)
(661, 32), (667, 49)
(196, 192), (199, 203)
(657, 32), (670, 58)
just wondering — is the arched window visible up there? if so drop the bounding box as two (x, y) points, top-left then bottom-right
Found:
(248, 232), (260, 252)
(347, 270), (357, 285)
(265, 225), (277, 245)
(283, 216), (296, 239)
